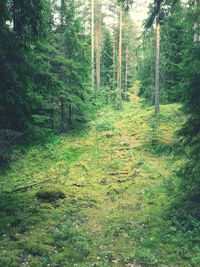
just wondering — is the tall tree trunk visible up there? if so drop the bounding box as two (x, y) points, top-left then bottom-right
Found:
(13, 0), (18, 33)
(51, 99), (54, 130)
(95, 0), (101, 90)
(96, 30), (101, 90)
(60, 97), (65, 132)
(124, 47), (128, 99)
(68, 102), (72, 126)
(155, 19), (160, 115)
(60, 0), (65, 28)
(194, 0), (200, 44)
(117, 8), (123, 110)
(60, 0), (66, 132)
(91, 0), (95, 89)
(112, 10), (117, 88)
(112, 32), (116, 88)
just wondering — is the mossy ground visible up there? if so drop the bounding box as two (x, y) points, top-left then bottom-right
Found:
(0, 91), (199, 266)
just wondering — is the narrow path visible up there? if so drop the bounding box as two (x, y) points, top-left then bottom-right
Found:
(61, 91), (179, 266)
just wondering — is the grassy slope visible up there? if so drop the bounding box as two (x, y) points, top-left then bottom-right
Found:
(0, 92), (198, 266)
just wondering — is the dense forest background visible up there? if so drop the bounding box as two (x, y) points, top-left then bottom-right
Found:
(0, 0), (138, 160)
(0, 0), (200, 265)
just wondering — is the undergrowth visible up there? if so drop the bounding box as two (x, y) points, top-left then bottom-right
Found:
(0, 93), (199, 266)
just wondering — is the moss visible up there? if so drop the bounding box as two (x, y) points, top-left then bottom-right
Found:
(0, 249), (22, 267)
(19, 240), (55, 256)
(0, 91), (197, 266)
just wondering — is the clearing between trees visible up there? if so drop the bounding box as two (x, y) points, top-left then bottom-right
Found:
(0, 90), (198, 267)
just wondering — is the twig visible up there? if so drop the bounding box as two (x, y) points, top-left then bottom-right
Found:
(6, 178), (58, 194)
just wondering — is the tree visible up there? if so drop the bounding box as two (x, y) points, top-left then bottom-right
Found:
(57, 0), (90, 129)
(0, 0), (54, 133)
(122, 12), (138, 94)
(116, 7), (123, 109)
(95, 0), (102, 90)
(91, 0), (95, 89)
(179, 0), (200, 201)
(154, 18), (160, 114)
(138, 0), (185, 106)
(137, 29), (155, 104)
(101, 29), (114, 89)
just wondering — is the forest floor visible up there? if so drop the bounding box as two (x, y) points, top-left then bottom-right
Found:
(1, 90), (199, 267)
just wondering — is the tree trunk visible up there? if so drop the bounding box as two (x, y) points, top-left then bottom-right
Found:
(60, 0), (65, 28)
(60, 97), (65, 132)
(194, 0), (200, 44)
(68, 102), (72, 126)
(91, 0), (95, 89)
(112, 32), (116, 88)
(60, 0), (65, 132)
(124, 47), (128, 99)
(117, 8), (123, 110)
(51, 99), (54, 130)
(95, 0), (101, 90)
(112, 10), (117, 89)
(96, 31), (101, 90)
(155, 20), (160, 115)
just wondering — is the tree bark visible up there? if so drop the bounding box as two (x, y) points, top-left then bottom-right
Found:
(124, 47), (128, 99)
(60, 97), (65, 132)
(60, 0), (65, 132)
(91, 0), (95, 89)
(51, 99), (54, 130)
(95, 0), (101, 90)
(60, 0), (65, 28)
(194, 0), (200, 44)
(112, 32), (116, 88)
(68, 102), (72, 126)
(155, 20), (160, 115)
(117, 8), (123, 110)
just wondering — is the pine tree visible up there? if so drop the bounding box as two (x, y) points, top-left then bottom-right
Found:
(57, 0), (90, 129)
(116, 7), (123, 110)
(179, 0), (200, 200)
(101, 29), (114, 89)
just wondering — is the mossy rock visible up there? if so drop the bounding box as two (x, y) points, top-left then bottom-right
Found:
(36, 188), (65, 202)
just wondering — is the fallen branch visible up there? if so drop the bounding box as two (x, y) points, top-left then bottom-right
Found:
(7, 178), (58, 194)
(109, 172), (129, 176)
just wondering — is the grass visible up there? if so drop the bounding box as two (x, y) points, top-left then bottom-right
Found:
(0, 91), (199, 266)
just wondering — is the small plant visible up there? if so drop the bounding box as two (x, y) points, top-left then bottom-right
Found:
(53, 220), (90, 262)
(96, 121), (114, 132)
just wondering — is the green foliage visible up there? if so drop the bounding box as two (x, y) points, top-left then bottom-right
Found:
(0, 1), (61, 138)
(53, 220), (90, 261)
(101, 29), (115, 89)
(0, 0), (200, 266)
(96, 121), (114, 132)
(138, 0), (185, 104)
(160, 1), (185, 103)
(176, 2), (200, 205)
(139, 0), (200, 208)
(137, 29), (155, 104)
(0, 0), (93, 168)
(56, 0), (91, 127)
(0, 129), (21, 167)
